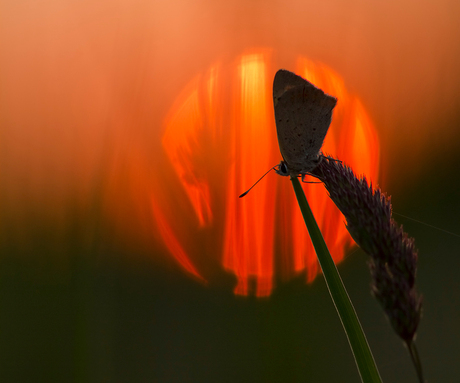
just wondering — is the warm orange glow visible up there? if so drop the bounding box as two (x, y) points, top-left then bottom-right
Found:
(162, 75), (214, 227)
(222, 56), (276, 296)
(153, 53), (380, 296)
(151, 201), (205, 281)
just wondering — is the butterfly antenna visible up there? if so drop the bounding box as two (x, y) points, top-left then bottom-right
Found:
(239, 166), (277, 198)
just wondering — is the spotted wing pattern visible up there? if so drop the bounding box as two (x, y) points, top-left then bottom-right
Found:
(273, 69), (337, 177)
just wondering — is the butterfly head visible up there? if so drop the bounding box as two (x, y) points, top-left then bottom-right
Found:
(275, 161), (290, 177)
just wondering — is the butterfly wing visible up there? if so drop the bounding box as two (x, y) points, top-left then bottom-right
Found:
(273, 70), (337, 175)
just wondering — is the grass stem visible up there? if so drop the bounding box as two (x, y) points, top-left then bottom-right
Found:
(290, 176), (382, 383)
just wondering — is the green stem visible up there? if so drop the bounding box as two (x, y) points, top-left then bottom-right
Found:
(290, 177), (382, 383)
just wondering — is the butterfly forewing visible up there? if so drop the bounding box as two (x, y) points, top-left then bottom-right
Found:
(273, 69), (337, 176)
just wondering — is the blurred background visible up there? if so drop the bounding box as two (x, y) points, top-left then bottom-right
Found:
(1, 0), (460, 381)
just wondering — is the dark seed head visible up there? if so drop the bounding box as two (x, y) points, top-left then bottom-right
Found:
(312, 157), (422, 342)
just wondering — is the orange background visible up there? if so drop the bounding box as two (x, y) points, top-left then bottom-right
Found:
(1, 1), (460, 382)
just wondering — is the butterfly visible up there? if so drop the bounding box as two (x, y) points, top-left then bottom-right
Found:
(273, 69), (337, 179)
(240, 69), (337, 197)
